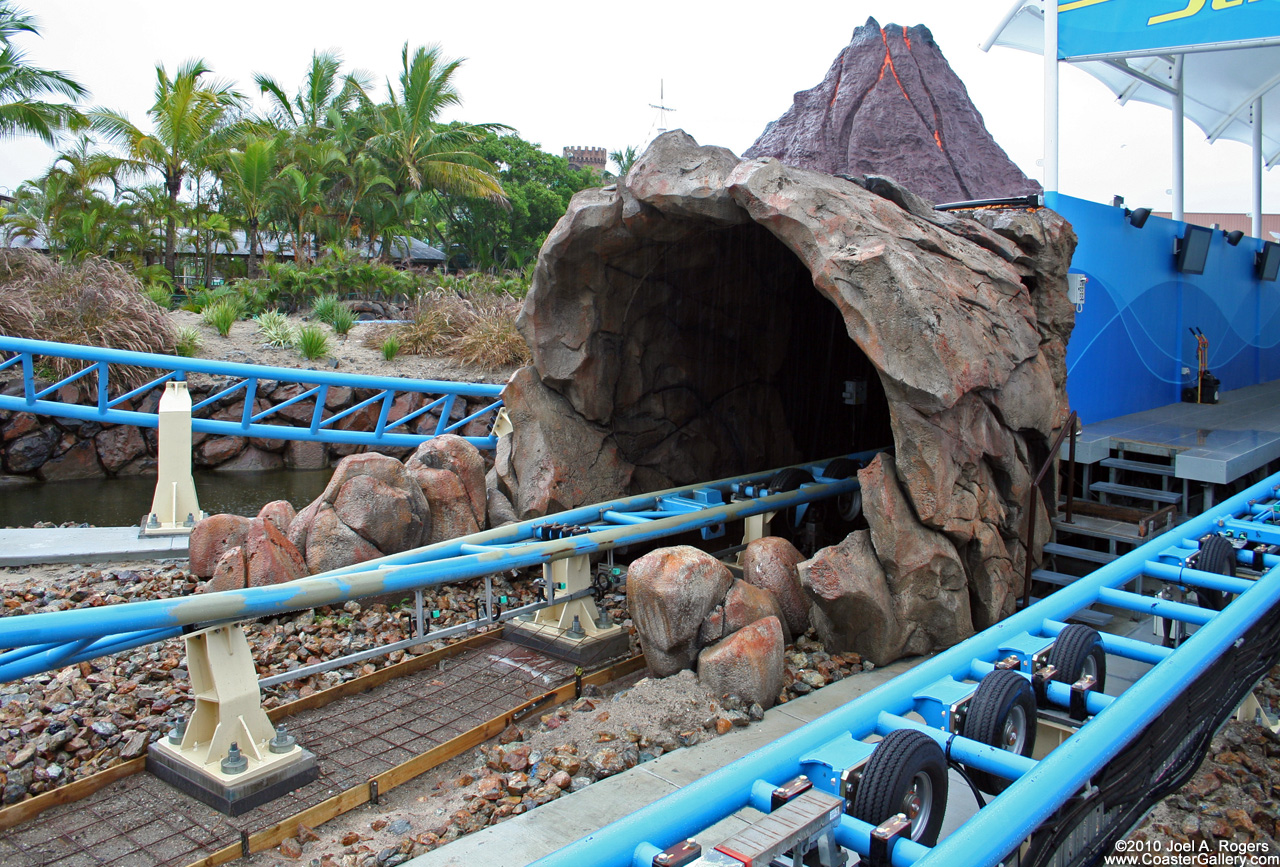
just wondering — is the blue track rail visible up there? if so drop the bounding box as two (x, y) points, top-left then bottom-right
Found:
(0, 453), (880, 684)
(0, 335), (505, 448)
(535, 474), (1280, 867)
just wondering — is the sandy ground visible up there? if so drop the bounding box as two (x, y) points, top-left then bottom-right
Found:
(169, 309), (519, 385)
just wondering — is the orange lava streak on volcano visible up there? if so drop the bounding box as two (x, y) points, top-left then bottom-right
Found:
(879, 28), (945, 152)
(878, 28), (911, 102)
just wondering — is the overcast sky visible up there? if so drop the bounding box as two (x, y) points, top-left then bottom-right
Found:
(3, 0), (1277, 215)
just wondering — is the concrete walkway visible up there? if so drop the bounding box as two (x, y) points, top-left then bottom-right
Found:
(0, 526), (188, 567)
(406, 657), (924, 867)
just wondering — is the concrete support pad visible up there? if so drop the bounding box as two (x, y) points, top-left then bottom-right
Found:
(0, 526), (189, 566)
(405, 657), (919, 867)
(502, 621), (631, 667)
(146, 742), (318, 817)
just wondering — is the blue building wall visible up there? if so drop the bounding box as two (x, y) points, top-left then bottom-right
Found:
(1047, 192), (1280, 424)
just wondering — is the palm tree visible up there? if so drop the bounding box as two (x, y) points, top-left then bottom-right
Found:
(90, 58), (243, 278)
(366, 43), (508, 252)
(254, 50), (371, 140)
(0, 2), (87, 143)
(610, 145), (639, 178)
(216, 135), (281, 277)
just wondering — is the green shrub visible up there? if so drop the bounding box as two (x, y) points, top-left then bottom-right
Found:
(380, 334), (401, 361)
(296, 324), (329, 360)
(143, 283), (173, 309)
(310, 292), (342, 325)
(203, 297), (243, 337)
(175, 326), (202, 357)
(253, 310), (295, 347)
(329, 303), (356, 336)
(182, 285), (237, 313)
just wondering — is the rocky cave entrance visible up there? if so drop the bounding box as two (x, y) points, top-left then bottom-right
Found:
(601, 220), (892, 491)
(503, 134), (1075, 649)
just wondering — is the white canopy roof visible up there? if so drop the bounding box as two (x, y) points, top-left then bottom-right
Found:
(985, 0), (1280, 222)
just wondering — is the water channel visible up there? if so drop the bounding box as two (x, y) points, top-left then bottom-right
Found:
(0, 469), (334, 527)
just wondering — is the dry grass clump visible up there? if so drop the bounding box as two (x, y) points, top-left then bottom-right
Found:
(366, 290), (528, 370)
(450, 300), (531, 368)
(0, 250), (177, 391)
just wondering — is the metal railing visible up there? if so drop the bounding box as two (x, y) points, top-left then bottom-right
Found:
(0, 335), (505, 448)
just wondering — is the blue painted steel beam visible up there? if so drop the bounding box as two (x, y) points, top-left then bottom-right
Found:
(1143, 561), (1254, 595)
(530, 476), (1280, 867)
(0, 396), (499, 449)
(0, 335), (504, 448)
(0, 459), (873, 678)
(966, 662), (1114, 716)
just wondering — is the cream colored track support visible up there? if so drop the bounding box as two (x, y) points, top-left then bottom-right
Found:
(150, 624), (305, 783)
(142, 381), (205, 535)
(739, 510), (777, 563)
(530, 555), (616, 638)
(1235, 691), (1280, 733)
(148, 623), (315, 813)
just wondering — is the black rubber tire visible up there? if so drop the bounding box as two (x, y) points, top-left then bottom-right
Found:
(1193, 534), (1236, 611)
(1049, 624), (1107, 692)
(819, 459), (864, 521)
(961, 670), (1037, 795)
(768, 467), (814, 493)
(822, 458), (860, 479)
(852, 728), (948, 849)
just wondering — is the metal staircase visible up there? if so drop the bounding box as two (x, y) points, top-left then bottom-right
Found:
(1033, 445), (1185, 625)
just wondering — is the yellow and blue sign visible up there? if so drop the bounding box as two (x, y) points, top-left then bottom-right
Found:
(1057, 0), (1280, 57)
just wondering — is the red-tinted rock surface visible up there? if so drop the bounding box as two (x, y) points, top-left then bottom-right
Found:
(189, 514), (251, 579)
(244, 517), (307, 587)
(287, 454), (428, 573)
(742, 537), (810, 636)
(696, 616), (785, 709)
(744, 18), (1039, 205)
(94, 425), (146, 473)
(406, 465), (479, 545)
(258, 500), (297, 535)
(207, 545), (247, 592)
(799, 529), (897, 664)
(627, 546), (734, 676)
(40, 440), (102, 481)
(408, 435), (487, 529)
(699, 579), (789, 646)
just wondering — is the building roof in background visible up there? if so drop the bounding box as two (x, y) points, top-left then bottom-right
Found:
(1155, 212), (1280, 241)
(4, 231), (446, 263)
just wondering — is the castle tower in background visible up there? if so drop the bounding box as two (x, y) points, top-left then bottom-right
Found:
(563, 146), (607, 175)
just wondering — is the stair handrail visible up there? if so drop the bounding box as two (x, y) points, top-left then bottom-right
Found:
(1022, 410), (1079, 609)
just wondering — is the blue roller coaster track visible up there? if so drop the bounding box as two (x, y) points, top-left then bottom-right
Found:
(0, 335), (506, 449)
(532, 472), (1280, 867)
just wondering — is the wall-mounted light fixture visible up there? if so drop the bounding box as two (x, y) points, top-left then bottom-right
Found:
(1124, 207), (1151, 229)
(1224, 230), (1245, 246)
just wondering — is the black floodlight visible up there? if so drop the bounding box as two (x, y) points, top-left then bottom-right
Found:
(1125, 206), (1151, 228)
(1176, 224), (1213, 275)
(1257, 241), (1280, 282)
(1225, 229), (1246, 246)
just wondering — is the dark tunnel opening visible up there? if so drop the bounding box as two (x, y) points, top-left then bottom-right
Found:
(607, 219), (892, 490)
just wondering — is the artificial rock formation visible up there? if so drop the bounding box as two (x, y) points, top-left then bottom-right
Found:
(745, 18), (1040, 205)
(628, 544), (788, 706)
(288, 453), (429, 574)
(499, 130), (1075, 665)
